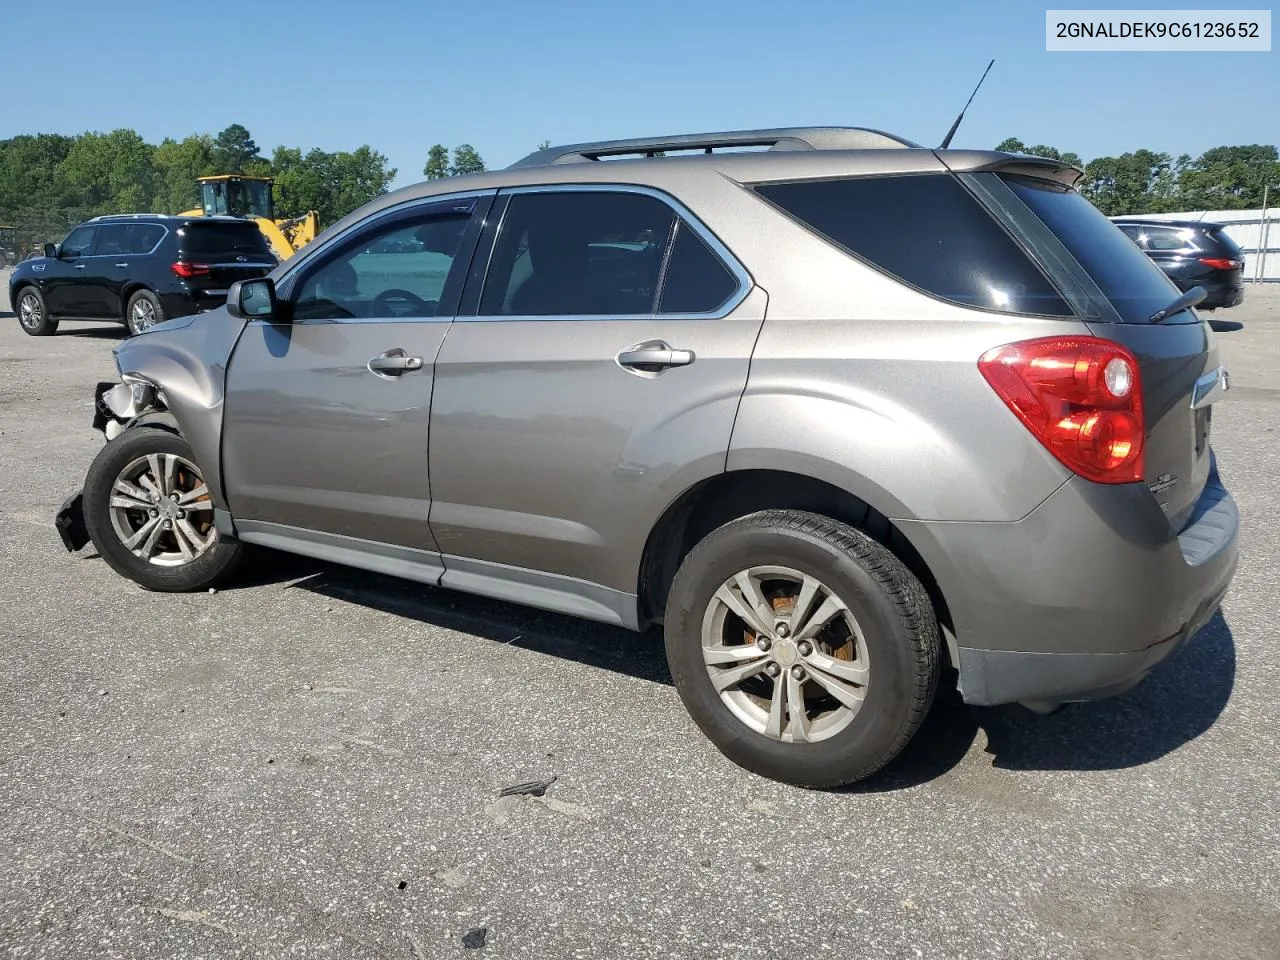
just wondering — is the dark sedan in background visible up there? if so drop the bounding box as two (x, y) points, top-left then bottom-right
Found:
(1112, 217), (1246, 310)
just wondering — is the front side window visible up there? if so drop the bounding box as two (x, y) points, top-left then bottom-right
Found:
(294, 211), (472, 321)
(754, 174), (1073, 317)
(60, 225), (97, 258)
(480, 191), (677, 317)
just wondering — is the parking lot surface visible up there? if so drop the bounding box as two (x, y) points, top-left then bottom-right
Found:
(2, 271), (1279, 959)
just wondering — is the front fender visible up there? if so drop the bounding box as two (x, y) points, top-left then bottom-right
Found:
(111, 308), (248, 510)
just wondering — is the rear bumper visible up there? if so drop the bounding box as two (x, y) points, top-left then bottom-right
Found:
(897, 453), (1238, 705)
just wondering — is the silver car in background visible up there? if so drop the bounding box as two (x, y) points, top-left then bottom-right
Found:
(56, 128), (1238, 787)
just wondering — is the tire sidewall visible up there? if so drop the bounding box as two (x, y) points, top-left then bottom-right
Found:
(83, 427), (239, 591)
(666, 517), (930, 786)
(125, 289), (164, 336)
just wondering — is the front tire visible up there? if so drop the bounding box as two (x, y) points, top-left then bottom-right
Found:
(664, 510), (940, 789)
(83, 428), (242, 592)
(16, 286), (58, 336)
(125, 289), (165, 336)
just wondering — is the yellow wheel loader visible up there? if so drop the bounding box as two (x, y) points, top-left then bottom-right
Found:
(180, 175), (318, 262)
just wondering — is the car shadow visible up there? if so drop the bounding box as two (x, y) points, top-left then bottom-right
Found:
(57, 324), (127, 340)
(857, 610), (1236, 791)
(232, 553), (1236, 789)
(1209, 319), (1245, 332)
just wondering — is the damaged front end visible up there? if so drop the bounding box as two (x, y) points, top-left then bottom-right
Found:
(56, 375), (171, 553)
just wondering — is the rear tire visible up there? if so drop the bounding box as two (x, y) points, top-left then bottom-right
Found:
(83, 428), (242, 592)
(16, 286), (58, 336)
(125, 289), (165, 336)
(664, 510), (940, 788)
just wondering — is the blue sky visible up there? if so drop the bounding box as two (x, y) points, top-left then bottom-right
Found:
(3, 0), (1275, 188)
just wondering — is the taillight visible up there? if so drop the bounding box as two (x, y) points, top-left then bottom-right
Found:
(978, 336), (1144, 484)
(170, 261), (211, 278)
(1198, 257), (1240, 270)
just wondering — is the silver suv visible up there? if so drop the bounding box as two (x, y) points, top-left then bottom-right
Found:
(56, 128), (1239, 788)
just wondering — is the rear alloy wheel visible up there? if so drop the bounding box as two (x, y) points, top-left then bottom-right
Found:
(83, 428), (242, 591)
(17, 287), (58, 336)
(125, 289), (165, 336)
(665, 510), (940, 788)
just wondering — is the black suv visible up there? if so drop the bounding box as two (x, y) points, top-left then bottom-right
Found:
(1112, 217), (1246, 310)
(8, 214), (277, 336)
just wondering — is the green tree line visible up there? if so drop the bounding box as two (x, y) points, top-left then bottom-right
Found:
(0, 123), (408, 247)
(996, 137), (1279, 215)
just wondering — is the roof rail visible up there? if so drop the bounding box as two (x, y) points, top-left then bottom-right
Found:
(508, 127), (920, 168)
(88, 213), (168, 221)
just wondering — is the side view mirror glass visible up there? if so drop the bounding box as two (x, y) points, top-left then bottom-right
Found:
(227, 277), (279, 320)
(43, 242), (58, 258)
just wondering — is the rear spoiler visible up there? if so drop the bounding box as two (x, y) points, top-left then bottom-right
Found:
(934, 150), (1086, 190)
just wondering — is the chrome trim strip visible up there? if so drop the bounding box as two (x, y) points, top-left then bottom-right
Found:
(461, 182), (752, 323)
(1191, 366), (1229, 409)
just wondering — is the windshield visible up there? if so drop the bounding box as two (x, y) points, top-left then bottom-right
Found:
(1002, 175), (1186, 324)
(200, 179), (273, 220)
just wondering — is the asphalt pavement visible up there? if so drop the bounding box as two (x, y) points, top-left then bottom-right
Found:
(2, 271), (1278, 959)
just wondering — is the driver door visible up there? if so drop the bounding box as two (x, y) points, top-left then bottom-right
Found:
(43, 224), (98, 317)
(220, 193), (492, 559)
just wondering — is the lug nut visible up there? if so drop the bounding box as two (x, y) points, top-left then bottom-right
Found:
(177, 510), (186, 520)
(163, 520), (172, 529)
(775, 622), (790, 639)
(765, 663), (781, 678)
(791, 665), (807, 681)
(797, 641), (813, 656)
(149, 509), (158, 518)
(756, 637), (772, 652)
(170, 493), (180, 502)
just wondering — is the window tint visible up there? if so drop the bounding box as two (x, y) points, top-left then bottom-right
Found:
(1207, 227), (1243, 257)
(60, 225), (96, 258)
(755, 175), (1072, 316)
(1004, 176), (1181, 324)
(179, 222), (273, 261)
(294, 212), (471, 321)
(126, 223), (165, 254)
(658, 222), (739, 314)
(480, 191), (676, 316)
(95, 225), (129, 257)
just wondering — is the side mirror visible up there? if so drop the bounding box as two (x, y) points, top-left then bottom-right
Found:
(227, 278), (279, 320)
(43, 242), (58, 259)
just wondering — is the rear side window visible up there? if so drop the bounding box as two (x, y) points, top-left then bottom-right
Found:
(1143, 226), (1198, 251)
(126, 223), (165, 254)
(179, 222), (273, 261)
(658, 222), (739, 314)
(95, 225), (130, 257)
(480, 191), (676, 316)
(754, 174), (1073, 317)
(1004, 176), (1180, 324)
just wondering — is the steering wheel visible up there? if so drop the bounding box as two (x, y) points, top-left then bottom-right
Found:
(374, 288), (430, 309)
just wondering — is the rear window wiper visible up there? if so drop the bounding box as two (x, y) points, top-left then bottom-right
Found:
(1149, 285), (1206, 323)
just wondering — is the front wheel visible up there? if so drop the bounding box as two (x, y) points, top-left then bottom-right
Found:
(82, 428), (242, 591)
(16, 286), (58, 336)
(664, 510), (940, 788)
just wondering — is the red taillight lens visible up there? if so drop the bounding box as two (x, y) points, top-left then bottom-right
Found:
(978, 336), (1144, 484)
(170, 261), (211, 278)
(1198, 257), (1240, 270)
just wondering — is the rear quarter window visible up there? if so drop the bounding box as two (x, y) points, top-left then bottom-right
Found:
(753, 174), (1073, 317)
(179, 222), (273, 261)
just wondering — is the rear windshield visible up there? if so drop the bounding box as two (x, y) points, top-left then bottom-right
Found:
(754, 174), (1073, 316)
(1207, 227), (1244, 257)
(1003, 175), (1181, 324)
(179, 221), (273, 261)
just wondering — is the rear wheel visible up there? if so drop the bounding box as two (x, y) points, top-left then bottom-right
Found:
(664, 510), (940, 788)
(16, 287), (58, 336)
(125, 289), (165, 336)
(83, 428), (242, 591)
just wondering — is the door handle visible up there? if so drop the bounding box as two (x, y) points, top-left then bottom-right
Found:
(115, 262), (128, 268)
(616, 341), (696, 372)
(74, 264), (87, 270)
(367, 348), (424, 378)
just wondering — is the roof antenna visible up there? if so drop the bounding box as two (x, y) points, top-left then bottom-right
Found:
(938, 59), (995, 150)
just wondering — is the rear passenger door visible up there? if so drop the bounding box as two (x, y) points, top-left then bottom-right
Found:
(426, 187), (767, 620)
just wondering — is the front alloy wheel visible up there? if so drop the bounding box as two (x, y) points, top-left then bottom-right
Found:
(82, 427), (243, 591)
(17, 288), (57, 336)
